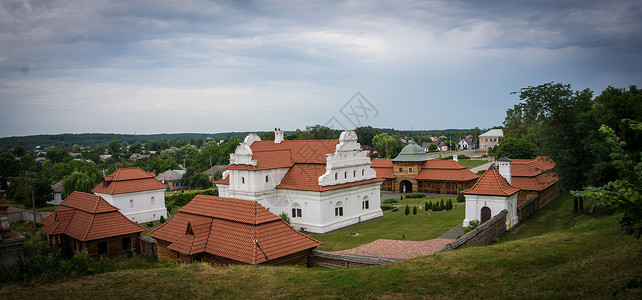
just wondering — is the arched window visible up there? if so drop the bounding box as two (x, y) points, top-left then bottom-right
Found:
(129, 199), (134, 208)
(335, 202), (344, 217)
(291, 203), (302, 218)
(362, 196), (370, 210)
(361, 169), (364, 176)
(265, 175), (269, 183)
(151, 196), (155, 206)
(241, 176), (245, 184)
(334, 173), (337, 180)
(353, 170), (356, 177)
(344, 171), (347, 179)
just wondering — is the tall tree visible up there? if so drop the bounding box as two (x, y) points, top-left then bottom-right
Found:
(372, 133), (401, 159)
(492, 137), (537, 159)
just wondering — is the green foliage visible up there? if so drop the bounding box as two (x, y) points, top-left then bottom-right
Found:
(279, 211), (291, 225)
(456, 185), (465, 203)
(404, 205), (410, 216)
(380, 204), (393, 210)
(354, 126), (380, 146)
(446, 199), (453, 211)
(412, 206), (417, 215)
(45, 148), (72, 164)
(427, 201), (433, 210)
(372, 133), (402, 159)
(468, 219), (481, 230)
(183, 172), (212, 189)
(572, 121), (642, 238)
(440, 199), (445, 210)
(165, 189), (218, 208)
(383, 198), (399, 204)
(62, 171), (98, 195)
(424, 201), (429, 211)
(492, 137), (537, 159)
(404, 193), (425, 199)
(159, 215), (166, 224)
(428, 143), (438, 151)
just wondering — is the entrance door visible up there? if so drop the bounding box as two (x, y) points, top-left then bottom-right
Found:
(399, 180), (412, 193)
(481, 206), (491, 223)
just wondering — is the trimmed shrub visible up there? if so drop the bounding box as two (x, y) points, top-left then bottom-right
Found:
(381, 204), (393, 211)
(405, 205), (410, 216)
(405, 193), (425, 199)
(383, 198), (399, 204)
(424, 201), (429, 211)
(456, 185), (465, 202)
(413, 206), (417, 215)
(159, 215), (166, 224)
(440, 199), (445, 210)
(446, 199), (453, 211)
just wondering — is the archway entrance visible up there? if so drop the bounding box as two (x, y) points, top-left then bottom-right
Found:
(481, 206), (491, 223)
(399, 180), (413, 193)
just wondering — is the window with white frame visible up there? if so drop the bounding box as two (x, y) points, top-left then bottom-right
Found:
(362, 196), (370, 210)
(335, 202), (344, 217)
(291, 203), (302, 218)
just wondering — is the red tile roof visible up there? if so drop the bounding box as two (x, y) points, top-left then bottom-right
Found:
(149, 195), (322, 264)
(227, 149), (294, 171)
(41, 192), (145, 241)
(92, 167), (167, 195)
(213, 176), (229, 185)
(275, 164), (384, 191)
(249, 140), (338, 164)
(462, 168), (520, 196)
(509, 156), (557, 191)
(415, 160), (479, 181)
(370, 158), (393, 168)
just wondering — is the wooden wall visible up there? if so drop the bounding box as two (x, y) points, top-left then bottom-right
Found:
(438, 210), (507, 252)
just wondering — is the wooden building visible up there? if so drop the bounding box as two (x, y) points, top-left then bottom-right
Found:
(372, 141), (478, 194)
(497, 156), (559, 206)
(40, 191), (145, 259)
(149, 195), (322, 265)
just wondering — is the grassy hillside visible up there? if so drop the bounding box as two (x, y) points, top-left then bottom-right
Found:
(1, 194), (640, 299)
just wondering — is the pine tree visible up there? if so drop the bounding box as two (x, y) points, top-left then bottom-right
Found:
(405, 205), (410, 216)
(424, 201), (429, 211)
(413, 206), (417, 215)
(440, 199), (445, 210)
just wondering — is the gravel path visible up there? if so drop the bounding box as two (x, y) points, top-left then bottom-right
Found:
(334, 238), (454, 259)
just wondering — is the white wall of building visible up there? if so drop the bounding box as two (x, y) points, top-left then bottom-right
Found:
(463, 193), (518, 230)
(95, 189), (167, 223)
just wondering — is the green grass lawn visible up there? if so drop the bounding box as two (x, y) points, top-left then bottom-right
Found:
(457, 158), (489, 169)
(314, 206), (464, 251)
(3, 194), (641, 299)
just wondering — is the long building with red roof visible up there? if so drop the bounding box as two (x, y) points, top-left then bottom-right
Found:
(371, 141), (479, 194)
(41, 191), (145, 259)
(149, 195), (321, 264)
(215, 130), (384, 233)
(92, 167), (168, 223)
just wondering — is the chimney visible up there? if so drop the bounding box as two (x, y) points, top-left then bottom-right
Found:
(453, 155), (458, 162)
(274, 129), (284, 144)
(497, 157), (512, 185)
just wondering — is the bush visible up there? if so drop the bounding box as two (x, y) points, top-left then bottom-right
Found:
(456, 185), (465, 203)
(405, 193), (425, 199)
(405, 205), (410, 216)
(279, 211), (291, 225)
(159, 215), (166, 224)
(381, 204), (393, 211)
(427, 201), (433, 210)
(468, 219), (481, 230)
(147, 222), (154, 227)
(440, 199), (445, 210)
(446, 199), (453, 210)
(383, 198), (399, 204)
(412, 206), (417, 215)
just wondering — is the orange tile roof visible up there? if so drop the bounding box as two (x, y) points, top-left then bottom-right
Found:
(227, 149), (294, 171)
(370, 158), (393, 168)
(41, 192), (145, 241)
(415, 160), (479, 181)
(510, 156), (556, 177)
(92, 167), (167, 195)
(275, 164), (384, 191)
(213, 176), (229, 185)
(462, 167), (520, 196)
(249, 140), (338, 164)
(149, 195), (322, 264)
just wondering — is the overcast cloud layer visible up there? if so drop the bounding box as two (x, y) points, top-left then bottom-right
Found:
(1, 0), (641, 137)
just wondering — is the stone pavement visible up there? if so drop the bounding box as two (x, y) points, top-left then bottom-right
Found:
(439, 224), (464, 239)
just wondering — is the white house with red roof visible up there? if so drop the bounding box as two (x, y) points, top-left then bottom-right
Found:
(462, 165), (520, 230)
(92, 167), (168, 223)
(215, 130), (384, 234)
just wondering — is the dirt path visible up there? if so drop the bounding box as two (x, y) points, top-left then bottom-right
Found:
(334, 238), (454, 259)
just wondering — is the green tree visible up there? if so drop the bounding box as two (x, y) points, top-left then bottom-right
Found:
(0, 150), (21, 189)
(62, 171), (96, 195)
(279, 211), (291, 224)
(492, 137), (537, 159)
(456, 185), (465, 203)
(424, 201), (429, 211)
(412, 206), (417, 215)
(354, 126), (380, 146)
(405, 205), (410, 216)
(372, 133), (401, 158)
(107, 141), (122, 159)
(428, 143), (438, 152)
(573, 121), (642, 238)
(12, 146), (26, 157)
(45, 148), (72, 164)
(128, 141), (143, 154)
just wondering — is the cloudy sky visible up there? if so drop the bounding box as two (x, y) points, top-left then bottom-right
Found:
(1, 0), (641, 137)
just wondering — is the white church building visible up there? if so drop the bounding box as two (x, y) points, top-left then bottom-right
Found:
(92, 167), (168, 223)
(215, 130), (384, 233)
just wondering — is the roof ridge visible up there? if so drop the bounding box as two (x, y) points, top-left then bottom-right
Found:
(83, 213), (95, 241)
